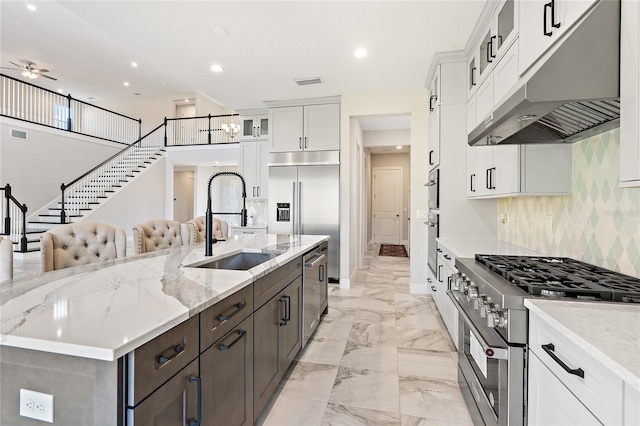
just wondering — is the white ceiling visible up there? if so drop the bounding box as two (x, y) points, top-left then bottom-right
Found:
(0, 1), (484, 111)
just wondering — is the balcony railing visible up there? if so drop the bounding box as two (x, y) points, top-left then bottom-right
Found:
(1, 184), (28, 252)
(164, 114), (240, 146)
(0, 73), (141, 145)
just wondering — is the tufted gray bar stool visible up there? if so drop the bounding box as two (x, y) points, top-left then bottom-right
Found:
(0, 235), (13, 281)
(41, 222), (127, 272)
(132, 219), (196, 254)
(187, 216), (229, 243)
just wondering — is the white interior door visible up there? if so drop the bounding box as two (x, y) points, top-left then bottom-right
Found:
(372, 167), (402, 244)
(173, 170), (194, 223)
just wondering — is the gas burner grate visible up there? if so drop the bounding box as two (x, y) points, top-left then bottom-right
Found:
(474, 254), (640, 302)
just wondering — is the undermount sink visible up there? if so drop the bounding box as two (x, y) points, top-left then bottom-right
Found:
(195, 251), (279, 271)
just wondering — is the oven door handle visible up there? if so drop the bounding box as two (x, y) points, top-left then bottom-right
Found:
(447, 290), (509, 360)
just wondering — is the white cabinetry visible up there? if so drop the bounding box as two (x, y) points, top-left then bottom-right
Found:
(528, 352), (601, 426)
(466, 144), (572, 198)
(239, 114), (268, 141)
(238, 141), (269, 199)
(620, 0), (640, 187)
(427, 57), (467, 172)
(467, 39), (519, 132)
(437, 245), (458, 349)
(528, 310), (624, 425)
(519, 0), (596, 74)
(269, 104), (339, 153)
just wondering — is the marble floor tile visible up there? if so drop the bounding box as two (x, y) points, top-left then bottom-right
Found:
(330, 287), (365, 298)
(347, 322), (396, 345)
(296, 337), (349, 366)
(358, 296), (396, 312)
(395, 313), (443, 331)
(362, 285), (397, 301)
(398, 348), (458, 381)
(323, 306), (358, 323)
(340, 341), (398, 372)
(313, 317), (354, 341)
(322, 403), (401, 425)
(399, 376), (472, 424)
(401, 415), (473, 426)
(279, 361), (340, 402)
(330, 295), (361, 309)
(396, 328), (451, 352)
(329, 366), (400, 414)
(395, 299), (435, 316)
(354, 308), (396, 327)
(258, 393), (328, 426)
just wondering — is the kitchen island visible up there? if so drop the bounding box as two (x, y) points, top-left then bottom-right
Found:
(0, 234), (329, 425)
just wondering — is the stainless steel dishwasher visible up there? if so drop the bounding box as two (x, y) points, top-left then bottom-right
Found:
(302, 242), (328, 347)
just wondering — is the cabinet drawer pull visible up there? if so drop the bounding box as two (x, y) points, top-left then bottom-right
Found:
(471, 67), (477, 86)
(157, 344), (185, 366)
(489, 35), (497, 59)
(438, 265), (443, 282)
(257, 186), (260, 197)
(542, 343), (585, 378)
(470, 173), (476, 192)
(188, 376), (201, 426)
(279, 296), (288, 326)
(319, 264), (325, 282)
(431, 285), (437, 292)
(304, 136), (308, 148)
(299, 137), (302, 149)
(444, 254), (451, 260)
(219, 330), (246, 351)
(216, 302), (246, 326)
(544, 2), (553, 36)
(257, 126), (261, 137)
(429, 150), (434, 165)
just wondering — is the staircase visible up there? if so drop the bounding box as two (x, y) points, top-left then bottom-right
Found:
(21, 145), (165, 252)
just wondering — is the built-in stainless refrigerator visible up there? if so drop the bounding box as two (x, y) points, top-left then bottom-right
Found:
(268, 151), (340, 282)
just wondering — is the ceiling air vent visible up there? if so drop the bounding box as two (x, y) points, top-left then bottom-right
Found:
(11, 129), (28, 140)
(294, 76), (322, 86)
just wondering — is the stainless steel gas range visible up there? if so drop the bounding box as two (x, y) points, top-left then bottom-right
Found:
(449, 254), (640, 426)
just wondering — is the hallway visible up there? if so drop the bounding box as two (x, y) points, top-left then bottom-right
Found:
(257, 244), (473, 425)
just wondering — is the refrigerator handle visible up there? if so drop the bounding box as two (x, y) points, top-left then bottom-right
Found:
(292, 182), (297, 235)
(298, 182), (302, 235)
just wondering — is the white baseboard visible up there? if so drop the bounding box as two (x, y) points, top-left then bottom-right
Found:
(339, 278), (351, 289)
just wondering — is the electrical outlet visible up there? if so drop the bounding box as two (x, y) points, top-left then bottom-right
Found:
(20, 389), (54, 423)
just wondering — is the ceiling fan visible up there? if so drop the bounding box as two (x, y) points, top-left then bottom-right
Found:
(0, 60), (57, 81)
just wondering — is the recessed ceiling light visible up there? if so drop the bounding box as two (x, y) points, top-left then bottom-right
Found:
(184, 99), (189, 102)
(134, 93), (141, 96)
(210, 65), (224, 73)
(354, 48), (368, 58)
(213, 27), (229, 36)
(396, 146), (402, 150)
(131, 62), (138, 68)
(124, 82), (130, 87)
(161, 83), (166, 86)
(27, 4), (36, 11)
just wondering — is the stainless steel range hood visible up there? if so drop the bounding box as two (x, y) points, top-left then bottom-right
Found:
(469, 0), (620, 146)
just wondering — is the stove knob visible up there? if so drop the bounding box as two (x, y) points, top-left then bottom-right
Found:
(467, 286), (479, 302)
(473, 294), (487, 310)
(451, 273), (463, 291)
(463, 279), (472, 292)
(486, 310), (499, 328)
(487, 309), (508, 328)
(479, 298), (494, 318)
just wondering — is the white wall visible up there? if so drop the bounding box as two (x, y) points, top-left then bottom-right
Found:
(83, 158), (166, 239)
(0, 117), (123, 215)
(340, 86), (429, 291)
(97, 93), (234, 135)
(363, 129), (411, 148)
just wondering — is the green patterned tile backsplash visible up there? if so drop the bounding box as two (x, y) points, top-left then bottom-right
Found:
(498, 129), (640, 277)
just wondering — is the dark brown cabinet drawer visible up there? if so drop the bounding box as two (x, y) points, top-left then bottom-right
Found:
(127, 315), (199, 406)
(254, 257), (302, 309)
(201, 316), (254, 426)
(200, 285), (253, 352)
(126, 358), (200, 425)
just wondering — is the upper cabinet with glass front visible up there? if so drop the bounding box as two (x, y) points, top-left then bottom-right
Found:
(239, 112), (269, 142)
(467, 0), (518, 100)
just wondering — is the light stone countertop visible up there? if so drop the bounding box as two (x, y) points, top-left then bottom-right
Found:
(436, 237), (543, 259)
(0, 234), (328, 361)
(525, 299), (640, 391)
